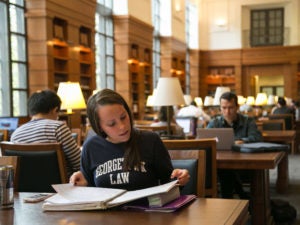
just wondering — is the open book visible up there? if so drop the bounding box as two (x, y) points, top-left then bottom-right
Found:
(42, 180), (180, 211)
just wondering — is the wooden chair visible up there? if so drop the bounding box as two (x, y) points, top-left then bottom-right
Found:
(134, 120), (153, 126)
(136, 124), (178, 136)
(136, 125), (168, 132)
(261, 119), (286, 131)
(268, 114), (295, 130)
(71, 128), (82, 146)
(169, 149), (206, 197)
(0, 156), (19, 190)
(0, 129), (9, 141)
(0, 141), (68, 192)
(162, 138), (217, 197)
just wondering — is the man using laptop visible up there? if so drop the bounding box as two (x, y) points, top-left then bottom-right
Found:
(207, 92), (262, 199)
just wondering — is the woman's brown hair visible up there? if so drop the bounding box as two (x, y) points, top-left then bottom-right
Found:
(87, 89), (141, 171)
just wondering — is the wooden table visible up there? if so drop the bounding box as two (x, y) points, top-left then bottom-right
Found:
(217, 150), (285, 225)
(262, 130), (296, 193)
(0, 193), (249, 225)
(262, 130), (296, 154)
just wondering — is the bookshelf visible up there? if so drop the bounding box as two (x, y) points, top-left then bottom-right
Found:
(206, 66), (235, 95)
(52, 39), (69, 89)
(127, 46), (153, 119)
(171, 57), (185, 92)
(297, 63), (300, 97)
(78, 46), (94, 101)
(143, 48), (152, 114)
(129, 58), (140, 119)
(143, 63), (152, 114)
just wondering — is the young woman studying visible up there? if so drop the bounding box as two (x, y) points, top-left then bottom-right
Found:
(70, 89), (190, 190)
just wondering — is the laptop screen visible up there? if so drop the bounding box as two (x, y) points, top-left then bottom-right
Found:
(196, 128), (234, 150)
(175, 117), (197, 135)
(0, 117), (19, 131)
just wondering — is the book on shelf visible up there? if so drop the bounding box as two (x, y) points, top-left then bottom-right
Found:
(42, 180), (181, 211)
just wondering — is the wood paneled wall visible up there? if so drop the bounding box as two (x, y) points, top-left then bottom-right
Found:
(200, 46), (300, 99)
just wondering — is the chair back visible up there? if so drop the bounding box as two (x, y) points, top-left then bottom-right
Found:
(262, 119), (286, 131)
(169, 150), (206, 197)
(0, 129), (9, 141)
(0, 141), (67, 192)
(0, 156), (19, 190)
(71, 128), (82, 146)
(136, 124), (177, 136)
(163, 138), (217, 197)
(268, 114), (295, 130)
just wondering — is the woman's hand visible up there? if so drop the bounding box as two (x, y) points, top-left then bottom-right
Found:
(170, 169), (190, 186)
(69, 171), (88, 186)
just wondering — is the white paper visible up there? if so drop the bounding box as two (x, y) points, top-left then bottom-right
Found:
(108, 180), (178, 206)
(46, 183), (126, 204)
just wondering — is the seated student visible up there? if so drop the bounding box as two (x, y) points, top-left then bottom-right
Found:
(177, 100), (211, 123)
(70, 89), (190, 190)
(207, 92), (262, 199)
(10, 90), (81, 178)
(272, 97), (294, 115)
(151, 106), (185, 137)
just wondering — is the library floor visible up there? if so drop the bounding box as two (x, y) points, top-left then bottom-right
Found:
(269, 153), (300, 225)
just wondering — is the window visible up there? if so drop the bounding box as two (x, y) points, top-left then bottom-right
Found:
(152, 0), (161, 89)
(0, 0), (28, 117)
(250, 8), (284, 47)
(185, 2), (194, 94)
(260, 86), (284, 96)
(95, 0), (114, 90)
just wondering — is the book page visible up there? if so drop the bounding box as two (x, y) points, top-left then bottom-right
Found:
(108, 180), (178, 207)
(46, 183), (126, 204)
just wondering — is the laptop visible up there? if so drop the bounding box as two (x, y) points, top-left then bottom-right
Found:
(0, 117), (19, 137)
(196, 128), (234, 150)
(175, 117), (197, 136)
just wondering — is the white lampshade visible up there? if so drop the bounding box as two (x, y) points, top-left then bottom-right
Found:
(246, 96), (255, 106)
(204, 96), (214, 106)
(213, 86), (231, 105)
(256, 93), (268, 105)
(255, 93), (268, 106)
(267, 95), (276, 105)
(194, 97), (203, 107)
(57, 82), (86, 114)
(237, 95), (246, 105)
(146, 95), (154, 106)
(152, 77), (185, 106)
(183, 95), (193, 105)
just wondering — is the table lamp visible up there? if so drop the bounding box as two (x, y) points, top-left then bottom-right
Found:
(194, 97), (203, 107)
(184, 95), (193, 106)
(152, 77), (185, 135)
(255, 93), (268, 106)
(213, 86), (230, 106)
(146, 95), (154, 107)
(267, 95), (276, 105)
(204, 96), (214, 106)
(246, 96), (255, 106)
(57, 82), (86, 127)
(237, 95), (246, 105)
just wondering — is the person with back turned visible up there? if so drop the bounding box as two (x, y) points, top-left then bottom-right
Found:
(11, 90), (81, 178)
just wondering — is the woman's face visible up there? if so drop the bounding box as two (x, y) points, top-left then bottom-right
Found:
(97, 104), (131, 143)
